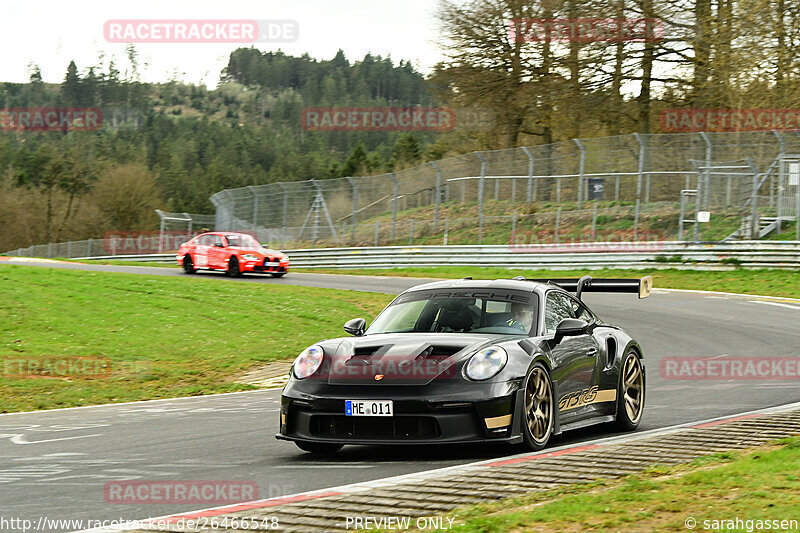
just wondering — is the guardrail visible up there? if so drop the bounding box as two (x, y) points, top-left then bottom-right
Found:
(70, 241), (800, 270)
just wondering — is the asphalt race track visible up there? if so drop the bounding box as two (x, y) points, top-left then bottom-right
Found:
(1, 261), (799, 527)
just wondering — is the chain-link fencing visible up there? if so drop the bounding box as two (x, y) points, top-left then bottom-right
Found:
(209, 131), (800, 247)
(4, 131), (800, 258)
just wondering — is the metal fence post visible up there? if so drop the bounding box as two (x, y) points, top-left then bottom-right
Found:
(409, 220), (415, 245)
(556, 174), (561, 203)
(444, 216), (449, 245)
(700, 132), (712, 210)
(475, 151), (486, 244)
(511, 210), (517, 245)
(431, 162), (442, 230)
(345, 177), (358, 242)
(248, 186), (259, 229)
(277, 183), (288, 249)
(555, 207), (561, 244)
(633, 133), (645, 241)
(522, 146), (534, 203)
(748, 172), (761, 240)
(374, 221), (380, 247)
(511, 174), (516, 202)
(771, 131), (785, 208)
(574, 139), (585, 209)
(390, 173), (398, 241)
(157, 212), (166, 253)
(794, 165), (800, 240)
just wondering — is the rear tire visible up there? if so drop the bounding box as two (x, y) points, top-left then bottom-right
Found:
(182, 256), (196, 274)
(615, 350), (645, 431)
(522, 364), (554, 451)
(226, 256), (242, 277)
(295, 441), (343, 455)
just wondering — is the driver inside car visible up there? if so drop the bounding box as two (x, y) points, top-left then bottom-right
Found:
(506, 302), (534, 333)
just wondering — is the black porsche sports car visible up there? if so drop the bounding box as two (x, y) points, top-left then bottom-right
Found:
(277, 275), (652, 454)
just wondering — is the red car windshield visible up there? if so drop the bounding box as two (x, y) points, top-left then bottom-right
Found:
(225, 235), (259, 248)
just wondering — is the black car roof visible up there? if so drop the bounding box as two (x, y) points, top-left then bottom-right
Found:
(404, 278), (551, 294)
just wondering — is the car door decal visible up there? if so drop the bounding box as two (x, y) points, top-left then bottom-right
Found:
(558, 386), (617, 411)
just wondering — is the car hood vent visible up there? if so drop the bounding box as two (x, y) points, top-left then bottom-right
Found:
(328, 334), (491, 386)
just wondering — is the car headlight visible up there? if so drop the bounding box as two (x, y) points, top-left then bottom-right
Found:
(465, 346), (508, 381)
(242, 254), (259, 261)
(293, 345), (324, 379)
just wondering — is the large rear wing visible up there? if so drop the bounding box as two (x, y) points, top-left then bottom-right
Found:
(527, 275), (653, 300)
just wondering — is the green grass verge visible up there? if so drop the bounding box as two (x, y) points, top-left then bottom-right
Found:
(0, 265), (391, 413)
(371, 437), (800, 532)
(58, 258), (179, 268)
(294, 267), (800, 299)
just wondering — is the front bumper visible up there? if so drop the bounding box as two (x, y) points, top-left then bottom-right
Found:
(277, 380), (524, 446)
(243, 257), (290, 274)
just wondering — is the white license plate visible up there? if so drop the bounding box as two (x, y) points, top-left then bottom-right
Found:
(265, 262), (280, 266)
(345, 400), (393, 417)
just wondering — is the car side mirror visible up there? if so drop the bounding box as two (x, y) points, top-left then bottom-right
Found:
(214, 242), (224, 248)
(554, 318), (589, 342)
(344, 318), (366, 336)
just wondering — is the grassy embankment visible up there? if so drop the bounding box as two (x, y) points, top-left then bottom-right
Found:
(0, 265), (391, 412)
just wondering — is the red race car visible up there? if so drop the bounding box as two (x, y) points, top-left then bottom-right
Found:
(177, 232), (289, 277)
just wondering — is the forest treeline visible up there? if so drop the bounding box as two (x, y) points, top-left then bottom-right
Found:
(2, 0), (799, 251)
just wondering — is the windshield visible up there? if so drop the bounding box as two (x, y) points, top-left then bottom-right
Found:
(367, 289), (539, 336)
(225, 235), (260, 248)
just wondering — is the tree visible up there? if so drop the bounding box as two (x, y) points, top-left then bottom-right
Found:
(62, 60), (82, 106)
(92, 163), (163, 230)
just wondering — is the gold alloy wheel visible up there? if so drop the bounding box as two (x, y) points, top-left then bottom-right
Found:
(525, 366), (553, 444)
(622, 354), (644, 423)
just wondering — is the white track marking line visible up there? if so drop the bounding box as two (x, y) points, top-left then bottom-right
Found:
(0, 433), (102, 445)
(655, 287), (800, 303)
(750, 300), (800, 311)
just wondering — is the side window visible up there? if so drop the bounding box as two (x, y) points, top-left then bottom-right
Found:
(544, 292), (575, 335)
(544, 291), (575, 335)
(197, 235), (213, 246)
(213, 235), (225, 247)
